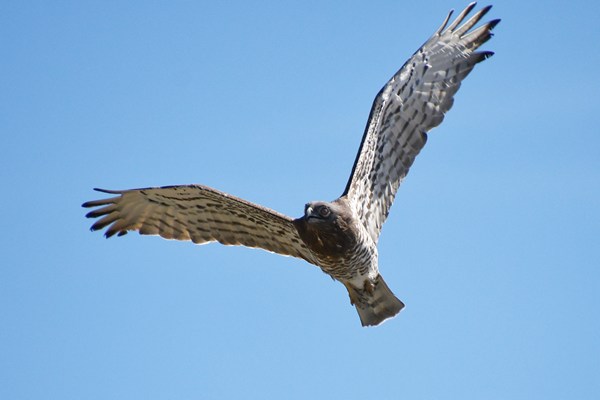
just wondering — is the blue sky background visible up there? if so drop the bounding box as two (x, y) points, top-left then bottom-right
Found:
(2, 1), (599, 399)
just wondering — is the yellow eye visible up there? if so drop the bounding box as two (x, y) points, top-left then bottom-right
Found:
(319, 206), (331, 217)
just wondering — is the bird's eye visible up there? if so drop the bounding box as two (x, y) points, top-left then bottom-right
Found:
(319, 206), (331, 217)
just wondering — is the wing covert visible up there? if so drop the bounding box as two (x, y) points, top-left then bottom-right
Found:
(343, 3), (499, 242)
(82, 185), (317, 264)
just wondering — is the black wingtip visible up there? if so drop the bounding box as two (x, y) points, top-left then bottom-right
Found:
(104, 229), (117, 239)
(472, 50), (495, 64)
(89, 221), (104, 232)
(85, 210), (100, 218)
(93, 188), (122, 194)
(480, 4), (493, 14)
(488, 18), (501, 31)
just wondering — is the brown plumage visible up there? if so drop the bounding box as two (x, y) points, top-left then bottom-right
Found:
(83, 3), (499, 326)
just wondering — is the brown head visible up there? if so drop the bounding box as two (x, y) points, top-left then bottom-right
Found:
(293, 198), (358, 257)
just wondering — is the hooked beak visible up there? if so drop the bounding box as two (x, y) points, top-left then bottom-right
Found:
(304, 204), (318, 221)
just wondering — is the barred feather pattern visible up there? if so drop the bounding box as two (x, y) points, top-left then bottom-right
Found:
(83, 3), (499, 327)
(312, 218), (378, 283)
(343, 2), (499, 243)
(82, 185), (317, 264)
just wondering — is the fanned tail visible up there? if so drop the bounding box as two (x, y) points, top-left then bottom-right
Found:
(345, 275), (405, 327)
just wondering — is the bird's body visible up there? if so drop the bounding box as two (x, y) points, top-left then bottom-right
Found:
(294, 199), (372, 283)
(292, 198), (402, 326)
(83, 3), (499, 326)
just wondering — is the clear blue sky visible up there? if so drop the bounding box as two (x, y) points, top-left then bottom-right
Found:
(2, 1), (599, 399)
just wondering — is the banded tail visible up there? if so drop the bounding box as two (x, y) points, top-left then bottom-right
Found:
(345, 275), (405, 327)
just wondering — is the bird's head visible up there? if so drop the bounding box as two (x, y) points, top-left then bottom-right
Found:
(302, 199), (356, 229)
(295, 198), (357, 255)
(304, 201), (336, 223)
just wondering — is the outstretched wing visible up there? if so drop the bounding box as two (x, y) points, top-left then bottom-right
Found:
(82, 185), (316, 264)
(343, 3), (499, 242)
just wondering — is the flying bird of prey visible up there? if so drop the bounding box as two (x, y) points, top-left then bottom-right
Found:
(83, 3), (499, 326)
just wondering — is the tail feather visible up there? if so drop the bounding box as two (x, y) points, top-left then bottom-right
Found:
(345, 275), (404, 327)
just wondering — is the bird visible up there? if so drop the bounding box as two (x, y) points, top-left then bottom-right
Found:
(83, 3), (499, 327)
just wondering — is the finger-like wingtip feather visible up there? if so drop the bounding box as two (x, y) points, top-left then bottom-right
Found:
(90, 212), (120, 232)
(82, 198), (114, 208)
(84, 204), (116, 219)
(462, 19), (500, 48)
(435, 8), (454, 35)
(104, 221), (130, 238)
(83, 189), (123, 208)
(472, 50), (495, 64)
(488, 18), (501, 32)
(93, 188), (124, 194)
(454, 5), (494, 37)
(446, 2), (478, 32)
(104, 229), (119, 238)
